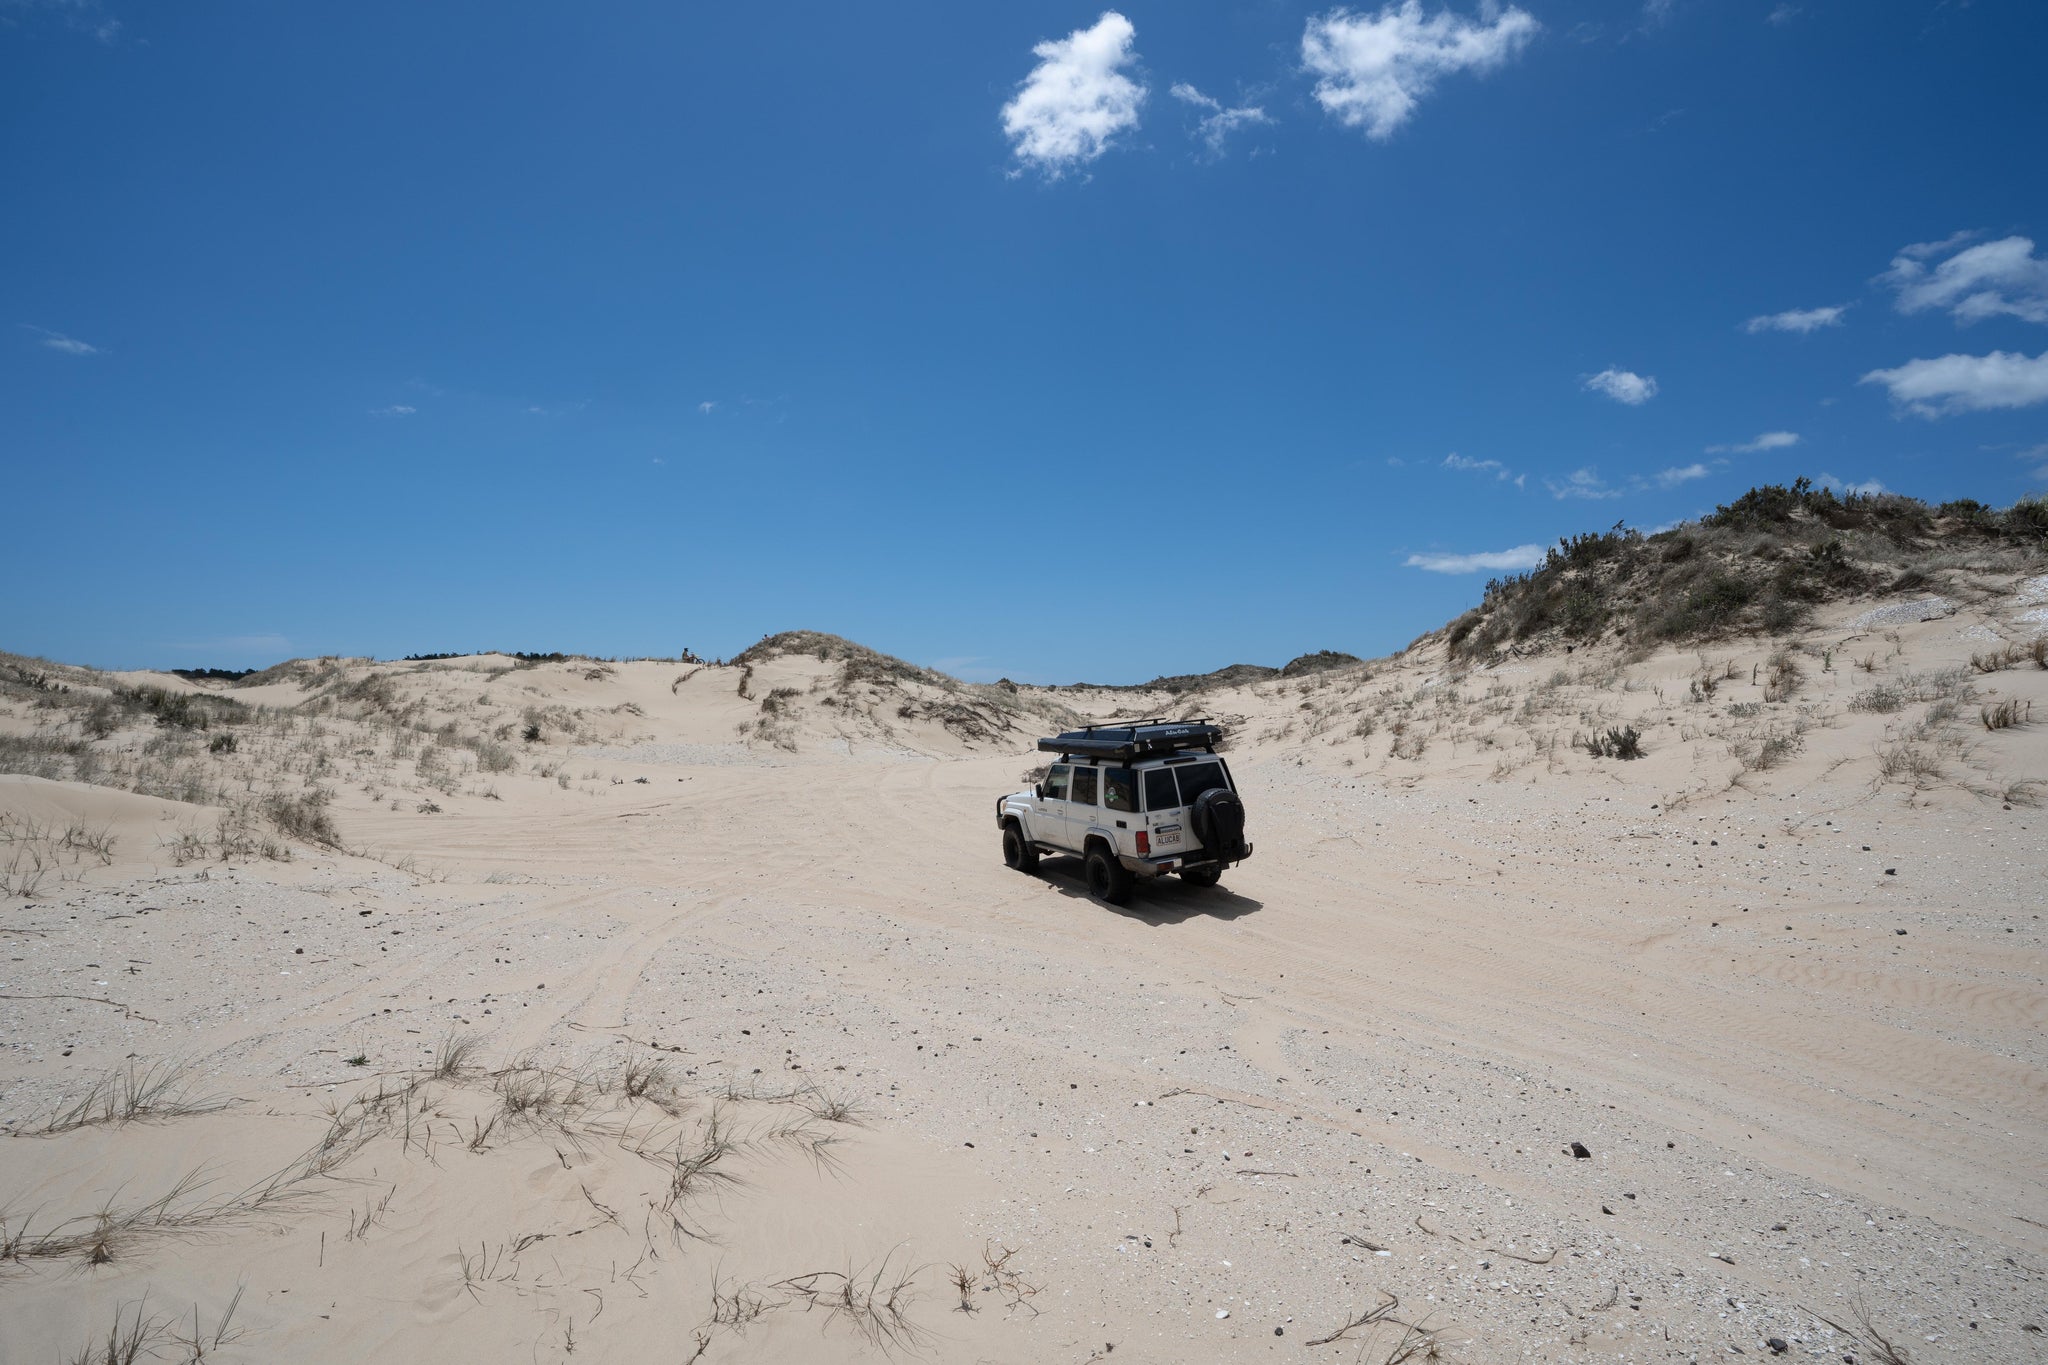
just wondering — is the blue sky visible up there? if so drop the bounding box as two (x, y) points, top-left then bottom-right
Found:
(4, 1), (2045, 684)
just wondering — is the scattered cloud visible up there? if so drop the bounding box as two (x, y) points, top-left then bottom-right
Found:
(1300, 1), (1539, 141)
(1744, 304), (1846, 334)
(1441, 452), (1523, 488)
(1817, 473), (1886, 497)
(1881, 234), (2048, 325)
(2017, 442), (2048, 481)
(1707, 430), (1800, 454)
(1546, 467), (1623, 500)
(1641, 0), (1676, 26)
(1001, 11), (1146, 179)
(1861, 349), (2048, 417)
(1169, 82), (1272, 155)
(1583, 367), (1658, 405)
(1765, 3), (1800, 24)
(1656, 463), (1711, 487)
(20, 323), (99, 355)
(1404, 543), (1545, 574)
(697, 401), (717, 414)
(369, 404), (416, 417)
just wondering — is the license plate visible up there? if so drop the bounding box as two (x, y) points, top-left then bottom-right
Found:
(1155, 825), (1182, 846)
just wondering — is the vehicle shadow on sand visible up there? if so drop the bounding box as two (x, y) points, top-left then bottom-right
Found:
(1034, 856), (1264, 923)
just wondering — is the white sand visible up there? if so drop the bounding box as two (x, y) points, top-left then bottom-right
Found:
(2, 597), (2045, 1363)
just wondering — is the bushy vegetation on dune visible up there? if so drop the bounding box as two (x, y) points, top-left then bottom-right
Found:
(1446, 481), (2048, 658)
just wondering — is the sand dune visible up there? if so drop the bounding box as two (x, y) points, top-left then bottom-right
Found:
(3, 588), (2045, 1362)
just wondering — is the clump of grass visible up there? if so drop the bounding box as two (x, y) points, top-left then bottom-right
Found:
(1763, 648), (1804, 703)
(1578, 726), (1644, 760)
(1981, 698), (2030, 731)
(262, 789), (339, 846)
(1851, 682), (1905, 713)
(37, 1061), (232, 1135)
(1876, 740), (1943, 784)
(431, 1031), (483, 1080)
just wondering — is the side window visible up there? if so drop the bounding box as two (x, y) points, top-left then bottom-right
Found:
(1070, 767), (1098, 806)
(1104, 768), (1137, 812)
(1143, 768), (1180, 811)
(1043, 765), (1070, 801)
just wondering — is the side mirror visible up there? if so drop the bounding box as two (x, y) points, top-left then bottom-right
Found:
(1034, 784), (1043, 800)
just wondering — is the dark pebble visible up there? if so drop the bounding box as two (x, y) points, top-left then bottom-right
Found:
(1569, 1142), (1592, 1159)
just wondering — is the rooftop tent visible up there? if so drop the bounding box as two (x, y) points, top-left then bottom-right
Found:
(1036, 720), (1223, 762)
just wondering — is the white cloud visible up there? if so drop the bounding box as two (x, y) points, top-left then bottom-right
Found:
(1641, 0), (1676, 25)
(1404, 543), (1545, 574)
(370, 404), (416, 417)
(1656, 463), (1711, 487)
(1547, 467), (1623, 500)
(1817, 473), (1886, 497)
(1583, 367), (1658, 405)
(1300, 2), (1539, 141)
(1744, 304), (1845, 334)
(21, 323), (99, 355)
(1765, 3), (1800, 23)
(2019, 442), (2048, 481)
(1169, 82), (1272, 154)
(1881, 234), (2048, 325)
(1441, 452), (1525, 488)
(697, 401), (717, 414)
(1001, 12), (1146, 178)
(1706, 430), (1800, 454)
(1861, 349), (2048, 417)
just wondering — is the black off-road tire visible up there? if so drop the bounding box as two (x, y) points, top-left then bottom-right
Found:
(1002, 821), (1039, 873)
(1083, 846), (1133, 906)
(1179, 865), (1223, 888)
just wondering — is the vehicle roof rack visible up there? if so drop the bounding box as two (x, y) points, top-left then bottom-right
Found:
(1037, 719), (1223, 762)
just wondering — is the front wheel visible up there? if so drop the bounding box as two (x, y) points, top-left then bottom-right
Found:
(1002, 822), (1039, 873)
(1083, 847), (1133, 906)
(1179, 865), (1222, 888)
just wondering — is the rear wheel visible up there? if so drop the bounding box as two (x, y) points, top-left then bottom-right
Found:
(1002, 821), (1039, 873)
(1180, 865), (1222, 888)
(1083, 846), (1133, 906)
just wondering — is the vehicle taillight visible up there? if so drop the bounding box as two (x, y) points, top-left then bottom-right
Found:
(1135, 831), (1150, 856)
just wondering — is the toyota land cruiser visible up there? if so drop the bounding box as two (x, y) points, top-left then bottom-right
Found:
(995, 720), (1251, 905)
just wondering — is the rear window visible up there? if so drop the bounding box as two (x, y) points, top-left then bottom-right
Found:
(1104, 768), (1137, 812)
(1174, 761), (1229, 806)
(1143, 768), (1180, 811)
(1070, 767), (1098, 806)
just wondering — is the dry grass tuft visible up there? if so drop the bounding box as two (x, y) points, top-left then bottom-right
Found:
(36, 1061), (233, 1135)
(1981, 698), (2031, 730)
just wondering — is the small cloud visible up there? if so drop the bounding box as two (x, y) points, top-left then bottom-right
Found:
(1880, 234), (2048, 325)
(1641, 0), (1677, 26)
(1656, 463), (1712, 487)
(1547, 466), (1624, 500)
(1385, 455), (1406, 467)
(1301, 1), (1540, 141)
(20, 324), (99, 355)
(1169, 82), (1273, 155)
(1706, 430), (1800, 454)
(1817, 473), (1886, 497)
(1765, 3), (1800, 23)
(370, 404), (416, 417)
(2019, 442), (2048, 481)
(697, 400), (717, 414)
(1744, 304), (1846, 334)
(1001, 11), (1147, 179)
(1861, 349), (2048, 417)
(1403, 543), (1546, 574)
(1583, 367), (1658, 405)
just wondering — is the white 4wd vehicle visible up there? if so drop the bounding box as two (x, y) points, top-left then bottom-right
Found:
(996, 721), (1252, 905)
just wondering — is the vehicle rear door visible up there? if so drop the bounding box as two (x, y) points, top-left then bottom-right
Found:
(1143, 766), (1187, 856)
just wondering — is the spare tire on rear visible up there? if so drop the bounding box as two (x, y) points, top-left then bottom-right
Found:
(1191, 787), (1247, 862)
